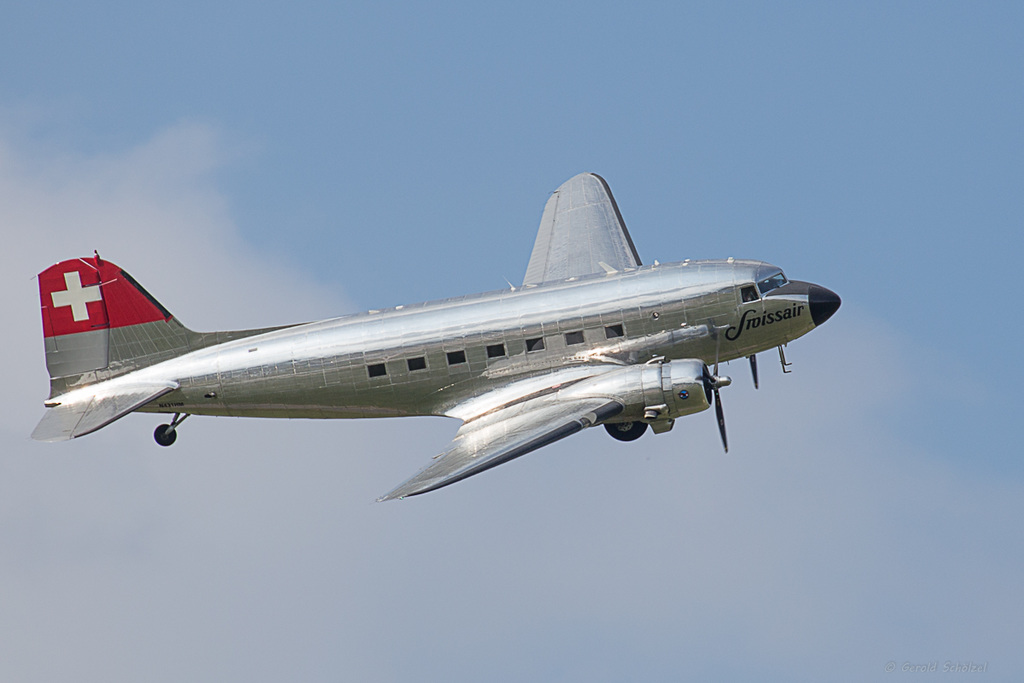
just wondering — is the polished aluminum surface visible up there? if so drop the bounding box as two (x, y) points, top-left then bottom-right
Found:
(523, 172), (641, 285)
(126, 259), (812, 420)
(33, 174), (840, 499)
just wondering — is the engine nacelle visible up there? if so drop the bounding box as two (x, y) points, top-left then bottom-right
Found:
(644, 358), (712, 421)
(565, 359), (711, 423)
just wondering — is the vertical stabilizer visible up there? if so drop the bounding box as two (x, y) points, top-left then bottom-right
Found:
(38, 254), (299, 399)
(38, 254), (190, 396)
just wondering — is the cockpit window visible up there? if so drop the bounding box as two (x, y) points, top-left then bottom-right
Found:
(741, 285), (759, 303)
(757, 272), (788, 295)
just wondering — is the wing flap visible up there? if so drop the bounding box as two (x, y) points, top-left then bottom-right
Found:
(31, 382), (178, 442)
(378, 399), (623, 501)
(523, 173), (641, 285)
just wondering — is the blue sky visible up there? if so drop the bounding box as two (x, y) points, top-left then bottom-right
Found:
(2, 3), (1022, 681)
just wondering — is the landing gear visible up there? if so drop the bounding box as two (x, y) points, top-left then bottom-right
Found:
(604, 421), (648, 442)
(154, 424), (177, 446)
(154, 413), (189, 447)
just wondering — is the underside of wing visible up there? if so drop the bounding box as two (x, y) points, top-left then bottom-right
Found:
(31, 382), (178, 442)
(377, 396), (623, 501)
(522, 173), (641, 286)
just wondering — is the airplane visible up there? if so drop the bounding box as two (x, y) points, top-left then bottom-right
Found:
(32, 172), (840, 500)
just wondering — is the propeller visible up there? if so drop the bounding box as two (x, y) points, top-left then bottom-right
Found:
(749, 354), (759, 389)
(703, 324), (733, 452)
(702, 363), (732, 453)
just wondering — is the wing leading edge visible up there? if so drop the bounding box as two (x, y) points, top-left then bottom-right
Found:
(378, 396), (623, 501)
(522, 173), (641, 286)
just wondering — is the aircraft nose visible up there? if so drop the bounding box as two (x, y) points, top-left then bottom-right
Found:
(808, 285), (841, 326)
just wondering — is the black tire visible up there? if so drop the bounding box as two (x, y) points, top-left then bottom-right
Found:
(604, 421), (648, 442)
(154, 424), (177, 447)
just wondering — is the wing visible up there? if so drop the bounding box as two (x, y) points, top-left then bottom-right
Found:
(377, 394), (624, 501)
(522, 173), (641, 286)
(32, 382), (178, 442)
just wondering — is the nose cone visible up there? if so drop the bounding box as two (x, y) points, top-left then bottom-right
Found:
(808, 285), (841, 326)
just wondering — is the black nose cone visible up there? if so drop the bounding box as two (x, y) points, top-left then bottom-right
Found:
(808, 285), (841, 326)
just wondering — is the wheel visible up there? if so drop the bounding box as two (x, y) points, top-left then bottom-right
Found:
(604, 421), (648, 442)
(154, 424), (177, 447)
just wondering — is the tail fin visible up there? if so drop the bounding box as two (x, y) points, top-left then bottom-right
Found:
(39, 253), (194, 397)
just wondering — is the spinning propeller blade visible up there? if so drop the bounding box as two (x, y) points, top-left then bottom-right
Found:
(702, 363), (732, 453)
(714, 389), (728, 453)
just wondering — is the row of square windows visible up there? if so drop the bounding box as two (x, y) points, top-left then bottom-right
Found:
(366, 324), (625, 378)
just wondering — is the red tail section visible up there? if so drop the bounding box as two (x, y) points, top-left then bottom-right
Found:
(39, 253), (286, 397)
(38, 253), (178, 384)
(39, 253), (171, 339)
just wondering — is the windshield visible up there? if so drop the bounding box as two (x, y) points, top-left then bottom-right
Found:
(757, 272), (788, 295)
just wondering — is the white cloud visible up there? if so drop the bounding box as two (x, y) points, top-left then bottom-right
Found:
(1, 125), (1021, 682)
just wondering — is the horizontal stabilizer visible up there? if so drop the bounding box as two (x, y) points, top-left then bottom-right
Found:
(32, 382), (178, 442)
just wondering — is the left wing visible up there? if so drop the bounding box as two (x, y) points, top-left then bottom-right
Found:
(377, 393), (623, 501)
(523, 173), (641, 286)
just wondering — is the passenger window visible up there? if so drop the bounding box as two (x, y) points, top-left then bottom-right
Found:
(604, 324), (624, 338)
(446, 350), (467, 365)
(486, 343), (506, 358)
(407, 357), (426, 372)
(367, 363), (387, 378)
(741, 286), (759, 303)
(526, 337), (545, 352)
(565, 331), (584, 345)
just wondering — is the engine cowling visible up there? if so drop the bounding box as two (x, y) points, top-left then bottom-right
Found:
(564, 359), (712, 423)
(646, 359), (712, 421)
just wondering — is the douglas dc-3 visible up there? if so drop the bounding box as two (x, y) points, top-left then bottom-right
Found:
(33, 173), (840, 500)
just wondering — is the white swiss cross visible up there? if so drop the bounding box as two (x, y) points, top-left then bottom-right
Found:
(51, 271), (103, 322)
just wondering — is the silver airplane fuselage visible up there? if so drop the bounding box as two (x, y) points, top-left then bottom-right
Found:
(34, 172), (841, 499)
(131, 259), (831, 422)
